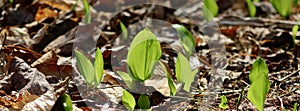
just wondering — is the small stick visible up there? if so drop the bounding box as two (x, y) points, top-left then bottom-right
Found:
(278, 69), (300, 82)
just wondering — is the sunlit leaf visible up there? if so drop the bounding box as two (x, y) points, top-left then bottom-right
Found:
(122, 90), (136, 110)
(219, 95), (229, 109)
(138, 94), (150, 109)
(61, 94), (73, 111)
(117, 71), (134, 89)
(159, 61), (176, 96)
(120, 21), (128, 40)
(94, 48), (104, 87)
(294, 102), (298, 111)
(175, 52), (198, 92)
(74, 49), (94, 85)
(249, 58), (268, 83)
(247, 58), (270, 111)
(172, 24), (195, 57)
(246, 0), (257, 17)
(292, 25), (298, 47)
(127, 28), (162, 82)
(203, 0), (219, 21)
(272, 0), (293, 18)
(83, 0), (91, 24)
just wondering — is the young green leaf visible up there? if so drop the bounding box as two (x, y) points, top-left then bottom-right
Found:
(120, 21), (128, 40)
(9, 0), (13, 4)
(61, 94), (73, 111)
(172, 24), (195, 57)
(249, 58), (268, 83)
(202, 0), (219, 21)
(246, 0), (257, 17)
(175, 52), (198, 92)
(236, 88), (245, 109)
(219, 95), (229, 109)
(83, 0), (91, 24)
(127, 28), (162, 82)
(122, 90), (136, 110)
(294, 102), (298, 111)
(74, 49), (95, 85)
(292, 25), (299, 47)
(117, 71), (134, 89)
(247, 58), (270, 111)
(94, 48), (104, 87)
(159, 61), (177, 96)
(71, 0), (79, 11)
(272, 0), (293, 18)
(138, 94), (151, 109)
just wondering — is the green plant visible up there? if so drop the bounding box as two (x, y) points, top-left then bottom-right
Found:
(202, 0), (219, 21)
(172, 24), (196, 57)
(219, 95), (229, 109)
(120, 21), (128, 40)
(61, 94), (73, 111)
(292, 25), (298, 47)
(247, 58), (270, 111)
(294, 102), (299, 111)
(272, 0), (293, 18)
(126, 28), (162, 82)
(159, 61), (177, 96)
(74, 48), (104, 87)
(138, 94), (151, 109)
(246, 0), (257, 17)
(236, 88), (244, 109)
(83, 0), (91, 23)
(9, 0), (13, 4)
(122, 90), (136, 110)
(175, 52), (198, 92)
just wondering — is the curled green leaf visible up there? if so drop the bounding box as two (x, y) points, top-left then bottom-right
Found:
(61, 94), (73, 111)
(74, 49), (95, 85)
(138, 94), (151, 109)
(172, 24), (195, 57)
(94, 48), (104, 87)
(246, 0), (257, 17)
(272, 0), (293, 18)
(122, 90), (136, 110)
(219, 95), (229, 109)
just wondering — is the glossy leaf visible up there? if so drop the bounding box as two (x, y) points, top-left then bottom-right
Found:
(203, 0), (219, 21)
(122, 90), (136, 110)
(249, 58), (268, 83)
(246, 0), (257, 17)
(94, 48), (104, 87)
(120, 21), (128, 39)
(272, 0), (293, 18)
(83, 0), (91, 23)
(127, 28), (162, 82)
(117, 71), (133, 89)
(247, 58), (270, 111)
(172, 24), (195, 57)
(138, 94), (151, 109)
(61, 94), (73, 111)
(74, 49), (95, 85)
(219, 95), (229, 109)
(175, 52), (198, 92)
(159, 61), (177, 96)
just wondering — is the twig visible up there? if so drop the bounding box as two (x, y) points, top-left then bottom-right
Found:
(278, 69), (300, 82)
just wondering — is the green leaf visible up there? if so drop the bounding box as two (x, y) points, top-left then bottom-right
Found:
(294, 102), (298, 111)
(120, 21), (128, 40)
(246, 0), (257, 17)
(172, 24), (195, 57)
(175, 52), (198, 92)
(74, 49), (95, 85)
(61, 94), (73, 111)
(9, 0), (13, 4)
(117, 71), (134, 89)
(94, 48), (104, 87)
(247, 58), (270, 111)
(127, 28), (162, 82)
(83, 0), (91, 24)
(249, 58), (268, 83)
(138, 94), (151, 109)
(202, 0), (219, 21)
(236, 88), (244, 109)
(122, 90), (136, 110)
(219, 95), (229, 109)
(292, 25), (298, 47)
(272, 0), (293, 18)
(159, 61), (177, 96)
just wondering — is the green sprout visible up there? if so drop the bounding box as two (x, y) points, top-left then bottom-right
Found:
(172, 24), (196, 58)
(159, 61), (177, 96)
(246, 0), (257, 17)
(83, 0), (91, 23)
(122, 90), (136, 110)
(272, 0), (293, 18)
(138, 94), (151, 109)
(61, 94), (73, 111)
(74, 48), (104, 88)
(247, 58), (270, 111)
(292, 25), (299, 47)
(294, 102), (299, 111)
(120, 21), (128, 40)
(219, 95), (229, 109)
(202, 0), (219, 21)
(175, 52), (198, 92)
